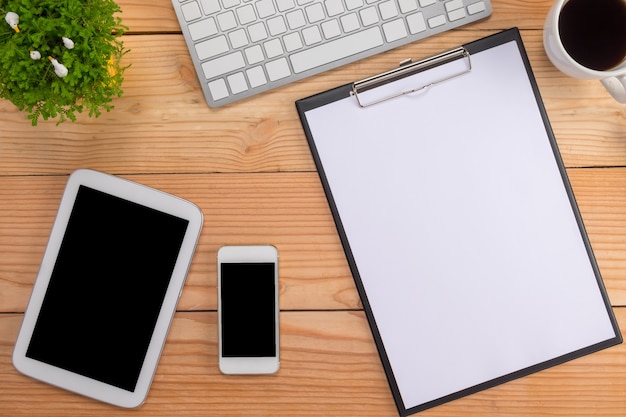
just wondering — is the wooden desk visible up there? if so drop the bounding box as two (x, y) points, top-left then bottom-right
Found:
(1, 1), (625, 415)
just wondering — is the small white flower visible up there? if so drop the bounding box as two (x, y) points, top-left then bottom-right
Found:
(62, 37), (75, 49)
(5, 12), (19, 32)
(30, 51), (42, 60)
(48, 56), (68, 78)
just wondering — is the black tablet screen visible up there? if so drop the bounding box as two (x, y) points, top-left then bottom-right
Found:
(26, 185), (189, 392)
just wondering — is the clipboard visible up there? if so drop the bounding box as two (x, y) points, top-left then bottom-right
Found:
(295, 28), (622, 416)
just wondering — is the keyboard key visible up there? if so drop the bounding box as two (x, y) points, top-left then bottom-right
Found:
(229, 28), (249, 48)
(340, 13), (360, 32)
(468, 1), (486, 14)
(227, 72), (248, 93)
(202, 51), (245, 78)
(283, 32), (303, 51)
(195, 35), (229, 60)
(223, 0), (241, 8)
(181, 1), (202, 21)
(398, 0), (417, 13)
(188, 18), (218, 40)
(383, 19), (407, 42)
(276, 0), (296, 11)
(236, 4), (256, 24)
(287, 10), (307, 29)
(379, 1), (398, 20)
(305, 3), (325, 23)
(246, 66), (267, 87)
(406, 11), (426, 33)
(428, 14), (446, 28)
(264, 38), (284, 57)
(321, 19), (342, 38)
(208, 78), (229, 100)
(266, 58), (291, 81)
(248, 22), (268, 41)
(200, 0), (221, 14)
(302, 26), (322, 45)
(445, 0), (464, 11)
(267, 16), (288, 35)
(245, 45), (264, 63)
(256, 0), (276, 18)
(360, 7), (379, 26)
(448, 8), (466, 21)
(345, 0), (364, 10)
(290, 26), (383, 73)
(325, 0), (345, 16)
(419, 0), (436, 6)
(217, 10), (237, 30)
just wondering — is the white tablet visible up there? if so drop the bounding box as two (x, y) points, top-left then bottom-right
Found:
(13, 169), (203, 408)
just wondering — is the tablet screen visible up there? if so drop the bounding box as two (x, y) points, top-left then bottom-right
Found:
(25, 185), (189, 392)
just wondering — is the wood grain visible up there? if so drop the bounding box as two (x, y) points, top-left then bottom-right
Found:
(0, 173), (356, 312)
(2, 1), (626, 416)
(2, 30), (626, 175)
(114, 0), (554, 33)
(1, 309), (625, 417)
(2, 168), (626, 314)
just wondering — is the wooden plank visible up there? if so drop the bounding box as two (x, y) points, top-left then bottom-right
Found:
(115, 0), (555, 33)
(2, 31), (626, 176)
(0, 173), (357, 313)
(568, 168), (626, 305)
(2, 169), (626, 314)
(1, 308), (625, 416)
(117, 0), (183, 33)
(3, 3), (626, 416)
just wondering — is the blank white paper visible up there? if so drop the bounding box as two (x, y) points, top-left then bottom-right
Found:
(304, 39), (617, 410)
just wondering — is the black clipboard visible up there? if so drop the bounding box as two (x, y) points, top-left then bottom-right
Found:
(296, 28), (622, 416)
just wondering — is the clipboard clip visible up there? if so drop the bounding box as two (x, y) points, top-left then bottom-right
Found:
(351, 47), (472, 108)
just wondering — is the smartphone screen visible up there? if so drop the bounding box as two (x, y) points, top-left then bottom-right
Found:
(220, 262), (276, 357)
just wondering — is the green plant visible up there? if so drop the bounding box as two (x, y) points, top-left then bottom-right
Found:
(0, 0), (129, 125)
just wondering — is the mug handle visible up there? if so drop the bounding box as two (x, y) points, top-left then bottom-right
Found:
(601, 76), (626, 103)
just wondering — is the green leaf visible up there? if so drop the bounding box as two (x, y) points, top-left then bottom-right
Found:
(0, 0), (129, 125)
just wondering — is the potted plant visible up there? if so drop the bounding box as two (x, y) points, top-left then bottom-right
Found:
(0, 0), (129, 125)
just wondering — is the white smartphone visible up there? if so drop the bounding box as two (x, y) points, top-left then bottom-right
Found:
(217, 245), (280, 374)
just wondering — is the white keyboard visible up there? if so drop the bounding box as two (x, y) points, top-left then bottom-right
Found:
(172, 0), (491, 107)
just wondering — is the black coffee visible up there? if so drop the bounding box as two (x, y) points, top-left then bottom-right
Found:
(558, 0), (626, 71)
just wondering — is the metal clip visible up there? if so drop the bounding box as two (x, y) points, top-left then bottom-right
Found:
(351, 47), (472, 108)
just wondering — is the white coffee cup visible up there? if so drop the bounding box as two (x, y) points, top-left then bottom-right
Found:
(543, 0), (626, 103)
